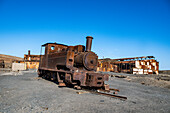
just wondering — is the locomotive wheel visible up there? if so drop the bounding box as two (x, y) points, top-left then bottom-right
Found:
(38, 70), (43, 77)
(42, 71), (48, 79)
(51, 73), (57, 81)
(46, 72), (51, 80)
(38, 74), (43, 77)
(42, 74), (46, 79)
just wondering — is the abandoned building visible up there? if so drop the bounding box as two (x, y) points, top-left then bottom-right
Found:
(97, 56), (159, 75)
(24, 50), (40, 69)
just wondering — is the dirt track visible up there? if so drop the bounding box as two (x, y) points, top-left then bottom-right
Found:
(0, 71), (170, 113)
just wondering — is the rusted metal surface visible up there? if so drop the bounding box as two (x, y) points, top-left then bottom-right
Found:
(86, 36), (93, 52)
(83, 88), (127, 100)
(95, 91), (127, 100)
(59, 82), (66, 87)
(109, 88), (120, 92)
(98, 56), (159, 75)
(38, 36), (110, 90)
(74, 51), (98, 71)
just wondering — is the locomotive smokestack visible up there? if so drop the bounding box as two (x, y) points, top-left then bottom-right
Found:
(86, 36), (93, 52)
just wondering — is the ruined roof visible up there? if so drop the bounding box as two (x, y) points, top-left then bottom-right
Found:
(100, 56), (155, 61)
(112, 56), (155, 61)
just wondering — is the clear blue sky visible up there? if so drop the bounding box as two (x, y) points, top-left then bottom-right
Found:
(0, 0), (170, 70)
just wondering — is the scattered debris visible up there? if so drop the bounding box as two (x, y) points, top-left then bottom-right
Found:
(115, 75), (127, 78)
(124, 77), (131, 81)
(100, 100), (104, 102)
(76, 91), (89, 94)
(34, 77), (42, 80)
(141, 82), (145, 85)
(86, 88), (127, 100)
(113, 91), (118, 95)
(124, 75), (170, 89)
(111, 75), (115, 77)
(156, 75), (170, 81)
(41, 107), (48, 110)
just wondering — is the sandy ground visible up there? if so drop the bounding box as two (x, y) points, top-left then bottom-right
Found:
(0, 71), (170, 113)
(104, 72), (170, 89)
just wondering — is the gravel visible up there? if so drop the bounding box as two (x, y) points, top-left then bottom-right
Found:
(0, 70), (170, 113)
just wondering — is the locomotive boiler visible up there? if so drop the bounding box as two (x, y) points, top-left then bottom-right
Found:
(38, 36), (109, 90)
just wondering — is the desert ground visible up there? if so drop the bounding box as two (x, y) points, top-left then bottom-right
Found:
(0, 70), (170, 113)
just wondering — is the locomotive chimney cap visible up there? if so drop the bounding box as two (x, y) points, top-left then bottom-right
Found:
(86, 36), (93, 39)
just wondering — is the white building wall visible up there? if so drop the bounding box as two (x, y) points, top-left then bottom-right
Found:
(12, 63), (26, 71)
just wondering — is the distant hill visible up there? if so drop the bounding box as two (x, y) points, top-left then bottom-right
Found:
(0, 54), (24, 68)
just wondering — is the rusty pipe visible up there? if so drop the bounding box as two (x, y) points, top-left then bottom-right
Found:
(86, 36), (93, 52)
(28, 50), (30, 56)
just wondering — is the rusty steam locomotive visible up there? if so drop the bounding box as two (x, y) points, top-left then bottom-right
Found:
(38, 36), (109, 90)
